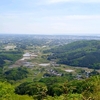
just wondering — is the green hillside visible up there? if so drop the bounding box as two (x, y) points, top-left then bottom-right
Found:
(46, 40), (100, 69)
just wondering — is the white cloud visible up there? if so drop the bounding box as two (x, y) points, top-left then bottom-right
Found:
(43, 15), (100, 22)
(1, 14), (100, 34)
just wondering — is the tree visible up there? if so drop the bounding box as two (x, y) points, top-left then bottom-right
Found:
(0, 81), (33, 100)
(15, 82), (48, 100)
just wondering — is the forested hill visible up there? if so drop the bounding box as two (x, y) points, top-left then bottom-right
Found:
(46, 40), (100, 69)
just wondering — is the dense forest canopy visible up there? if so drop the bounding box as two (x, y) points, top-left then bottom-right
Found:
(45, 40), (100, 69)
(15, 75), (100, 100)
(0, 51), (23, 67)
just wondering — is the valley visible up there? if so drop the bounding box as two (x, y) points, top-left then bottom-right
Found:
(0, 34), (100, 100)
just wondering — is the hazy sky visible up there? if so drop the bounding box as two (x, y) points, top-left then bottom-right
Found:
(0, 0), (100, 35)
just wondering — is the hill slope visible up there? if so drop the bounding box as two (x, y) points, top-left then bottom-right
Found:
(46, 40), (100, 69)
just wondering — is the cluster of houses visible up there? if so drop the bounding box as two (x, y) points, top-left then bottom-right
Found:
(76, 71), (91, 80)
(43, 69), (62, 77)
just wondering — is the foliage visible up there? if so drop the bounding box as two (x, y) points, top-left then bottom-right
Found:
(0, 82), (14, 99)
(15, 82), (47, 100)
(4, 67), (29, 81)
(89, 69), (99, 76)
(45, 40), (100, 69)
(0, 81), (33, 100)
(14, 74), (100, 100)
(39, 77), (68, 85)
(9, 94), (33, 100)
(0, 51), (23, 67)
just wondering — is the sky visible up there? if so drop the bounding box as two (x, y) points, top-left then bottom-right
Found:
(0, 0), (100, 35)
